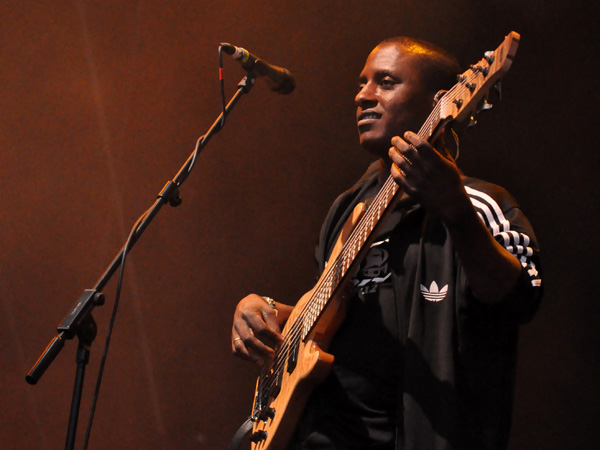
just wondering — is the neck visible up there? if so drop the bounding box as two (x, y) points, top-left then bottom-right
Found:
(376, 157), (393, 186)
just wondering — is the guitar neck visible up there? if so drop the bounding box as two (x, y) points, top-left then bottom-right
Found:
(291, 101), (445, 339)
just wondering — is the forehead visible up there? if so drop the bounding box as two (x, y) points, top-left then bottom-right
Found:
(359, 43), (423, 79)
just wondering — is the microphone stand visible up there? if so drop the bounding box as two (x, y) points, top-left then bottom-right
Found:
(26, 73), (256, 450)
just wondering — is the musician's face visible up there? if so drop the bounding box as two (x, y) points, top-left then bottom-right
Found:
(355, 43), (435, 156)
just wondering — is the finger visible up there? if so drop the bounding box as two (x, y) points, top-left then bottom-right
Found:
(233, 320), (275, 363)
(389, 161), (406, 181)
(232, 334), (268, 367)
(390, 161), (420, 198)
(391, 161), (421, 196)
(246, 312), (281, 348)
(388, 146), (408, 175)
(391, 136), (420, 169)
(232, 335), (253, 361)
(261, 309), (282, 340)
(403, 131), (436, 159)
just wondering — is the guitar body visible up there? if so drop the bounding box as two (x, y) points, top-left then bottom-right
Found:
(250, 203), (366, 450)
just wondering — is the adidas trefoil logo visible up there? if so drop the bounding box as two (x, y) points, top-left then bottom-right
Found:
(420, 281), (448, 302)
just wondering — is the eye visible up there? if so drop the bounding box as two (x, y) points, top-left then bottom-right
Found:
(380, 77), (397, 88)
(357, 79), (367, 92)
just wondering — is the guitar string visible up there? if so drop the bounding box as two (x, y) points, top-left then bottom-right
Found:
(254, 178), (394, 400)
(256, 164), (400, 400)
(257, 122), (426, 402)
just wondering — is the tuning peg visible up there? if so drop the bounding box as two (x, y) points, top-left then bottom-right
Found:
(470, 64), (489, 76)
(484, 51), (495, 65)
(467, 114), (478, 128)
(477, 98), (493, 112)
(494, 80), (502, 100)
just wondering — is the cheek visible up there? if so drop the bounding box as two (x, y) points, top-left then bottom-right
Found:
(410, 91), (435, 121)
(386, 102), (414, 134)
(392, 97), (431, 132)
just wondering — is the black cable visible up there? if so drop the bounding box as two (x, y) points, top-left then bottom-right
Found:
(81, 207), (150, 449)
(187, 45), (228, 177)
(78, 43), (239, 448)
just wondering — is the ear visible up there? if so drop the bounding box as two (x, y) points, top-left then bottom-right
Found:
(439, 125), (462, 162)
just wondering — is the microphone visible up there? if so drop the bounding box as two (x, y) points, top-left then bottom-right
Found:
(220, 43), (295, 94)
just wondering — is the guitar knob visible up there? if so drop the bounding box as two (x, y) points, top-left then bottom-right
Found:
(494, 81), (502, 100)
(477, 99), (493, 112)
(250, 430), (267, 443)
(467, 115), (478, 128)
(258, 407), (276, 422)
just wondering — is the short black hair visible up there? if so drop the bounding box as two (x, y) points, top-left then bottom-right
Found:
(378, 37), (461, 94)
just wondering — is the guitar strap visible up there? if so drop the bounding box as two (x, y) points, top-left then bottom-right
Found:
(228, 416), (254, 450)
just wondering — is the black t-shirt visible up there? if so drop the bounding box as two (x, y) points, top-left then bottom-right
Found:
(289, 206), (409, 449)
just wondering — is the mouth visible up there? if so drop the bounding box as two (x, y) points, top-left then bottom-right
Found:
(357, 110), (381, 127)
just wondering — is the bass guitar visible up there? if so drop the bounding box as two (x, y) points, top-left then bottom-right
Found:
(238, 31), (521, 450)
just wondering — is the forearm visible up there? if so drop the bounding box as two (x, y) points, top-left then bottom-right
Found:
(445, 200), (522, 304)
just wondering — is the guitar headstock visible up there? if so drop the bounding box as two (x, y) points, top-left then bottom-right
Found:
(438, 31), (520, 125)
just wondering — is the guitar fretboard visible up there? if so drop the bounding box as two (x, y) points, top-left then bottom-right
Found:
(252, 104), (442, 416)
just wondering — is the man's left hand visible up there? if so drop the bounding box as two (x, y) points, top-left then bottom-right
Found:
(388, 131), (471, 225)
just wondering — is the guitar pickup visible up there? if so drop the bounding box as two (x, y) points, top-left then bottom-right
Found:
(287, 335), (300, 373)
(270, 368), (282, 399)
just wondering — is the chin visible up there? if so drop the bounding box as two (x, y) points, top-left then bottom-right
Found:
(359, 133), (390, 158)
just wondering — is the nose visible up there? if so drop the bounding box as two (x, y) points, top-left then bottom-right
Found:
(355, 81), (376, 107)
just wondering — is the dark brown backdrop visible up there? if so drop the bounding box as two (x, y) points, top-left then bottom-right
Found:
(1, 1), (597, 448)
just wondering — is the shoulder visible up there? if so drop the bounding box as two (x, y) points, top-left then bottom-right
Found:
(463, 177), (520, 211)
(462, 177), (523, 232)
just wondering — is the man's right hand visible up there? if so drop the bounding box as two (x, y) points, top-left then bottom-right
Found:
(231, 294), (291, 366)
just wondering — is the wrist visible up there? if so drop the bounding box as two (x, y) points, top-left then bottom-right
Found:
(440, 191), (476, 229)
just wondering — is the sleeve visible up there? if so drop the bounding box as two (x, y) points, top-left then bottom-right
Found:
(464, 184), (543, 323)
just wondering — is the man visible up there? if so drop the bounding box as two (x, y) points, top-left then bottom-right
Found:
(231, 37), (542, 449)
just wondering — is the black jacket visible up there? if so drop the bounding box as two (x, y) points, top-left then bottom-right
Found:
(313, 162), (542, 450)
